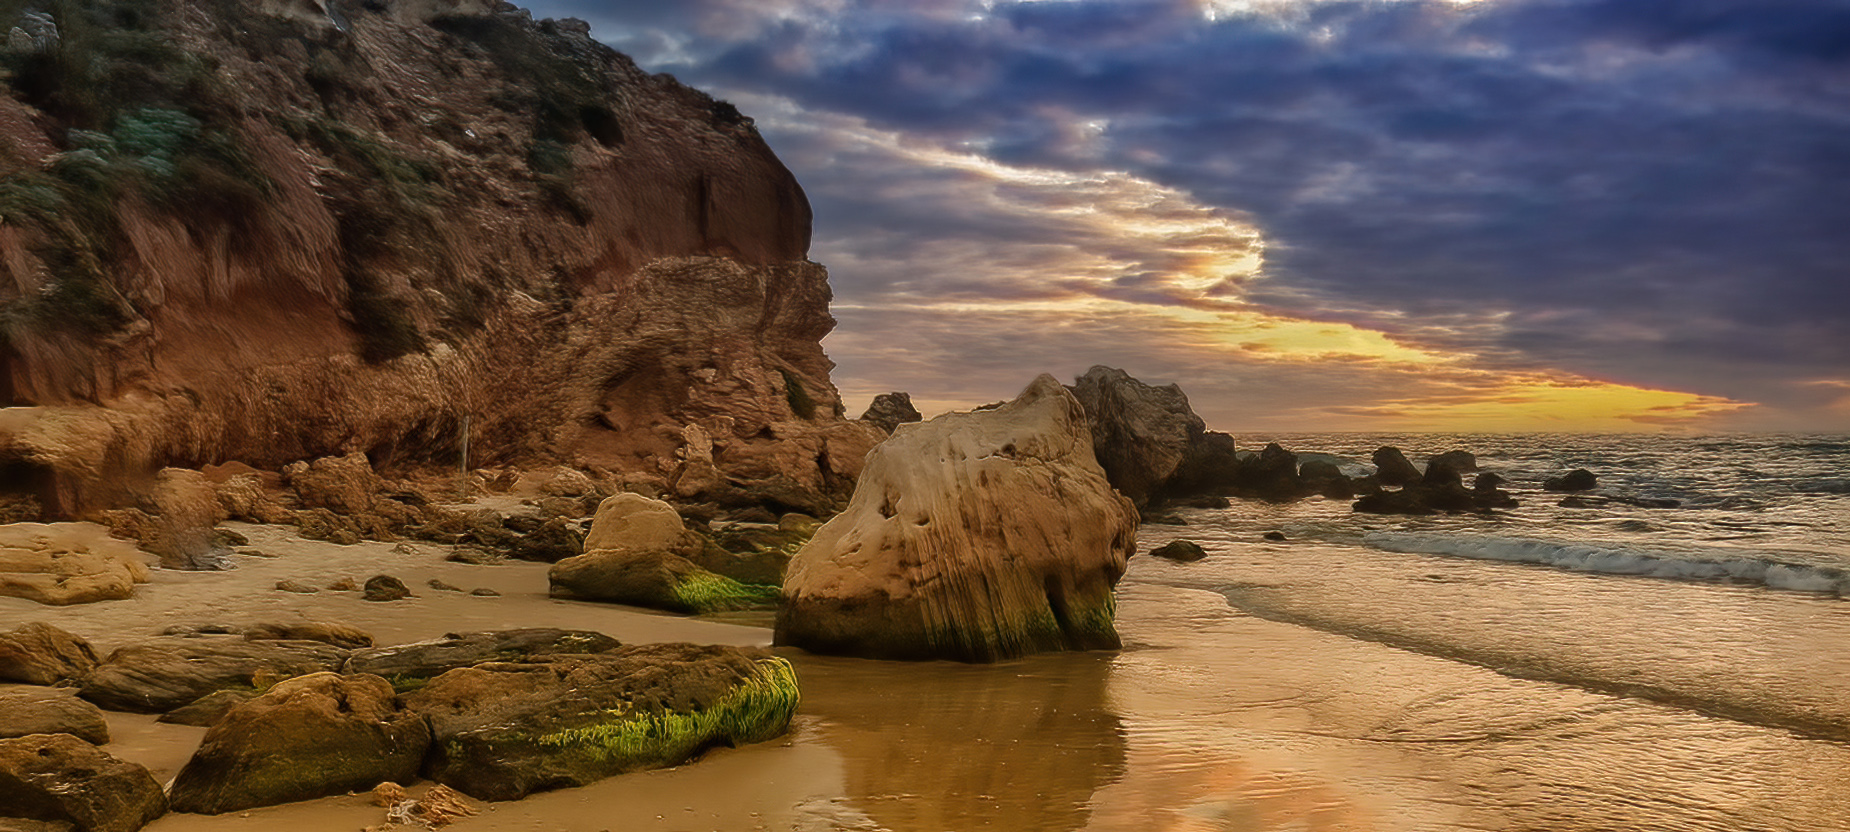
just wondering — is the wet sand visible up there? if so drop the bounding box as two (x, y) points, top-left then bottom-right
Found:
(7, 521), (1850, 831)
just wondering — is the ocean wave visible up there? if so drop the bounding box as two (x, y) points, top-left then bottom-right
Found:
(1363, 532), (1850, 597)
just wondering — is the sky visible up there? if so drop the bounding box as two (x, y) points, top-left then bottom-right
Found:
(520, 0), (1850, 433)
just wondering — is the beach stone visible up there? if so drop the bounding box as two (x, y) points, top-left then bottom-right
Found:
(156, 690), (257, 727)
(343, 629), (622, 688)
(777, 375), (1137, 662)
(1372, 446), (1422, 487)
(404, 643), (798, 801)
(328, 577), (360, 591)
(243, 622), (375, 649)
(0, 688), (110, 744)
(167, 672), (431, 815)
(1149, 540), (1207, 562)
(445, 544), (504, 565)
(1263, 531), (1288, 541)
(363, 575), (412, 602)
(470, 588), (500, 597)
(274, 580), (318, 594)
(428, 578), (465, 592)
(509, 517), (582, 563)
(0, 523), (152, 606)
(0, 733), (166, 832)
(1544, 468), (1599, 492)
(0, 622), (99, 685)
(1068, 366), (1205, 506)
(285, 453), (384, 516)
(550, 494), (778, 613)
(859, 391), (922, 434)
(78, 637), (349, 713)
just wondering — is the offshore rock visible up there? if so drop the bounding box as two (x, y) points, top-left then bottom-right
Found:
(550, 494), (777, 613)
(1068, 366), (1205, 506)
(404, 643), (798, 802)
(1544, 468), (1599, 492)
(79, 636), (348, 714)
(168, 673), (431, 815)
(777, 375), (1137, 662)
(859, 392), (922, 434)
(0, 734), (166, 832)
(1149, 540), (1207, 563)
(0, 523), (152, 606)
(0, 621), (99, 685)
(1371, 447), (1423, 487)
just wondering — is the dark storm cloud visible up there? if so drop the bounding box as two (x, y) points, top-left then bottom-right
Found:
(518, 0), (1850, 427)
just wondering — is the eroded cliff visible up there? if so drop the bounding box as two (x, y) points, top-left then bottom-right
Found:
(0, 0), (871, 514)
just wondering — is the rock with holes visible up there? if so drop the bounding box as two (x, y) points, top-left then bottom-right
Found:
(403, 643), (798, 801)
(167, 672), (431, 814)
(777, 375), (1137, 662)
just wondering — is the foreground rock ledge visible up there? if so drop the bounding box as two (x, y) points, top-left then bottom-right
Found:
(776, 375), (1138, 662)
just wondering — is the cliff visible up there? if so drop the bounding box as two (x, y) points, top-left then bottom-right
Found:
(0, 0), (873, 514)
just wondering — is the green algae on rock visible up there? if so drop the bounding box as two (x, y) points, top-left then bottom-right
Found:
(405, 643), (800, 802)
(550, 494), (780, 614)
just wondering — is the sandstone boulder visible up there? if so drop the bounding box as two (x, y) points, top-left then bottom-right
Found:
(0, 622), (99, 685)
(551, 494), (778, 613)
(859, 392), (922, 434)
(404, 644), (798, 801)
(0, 523), (152, 606)
(79, 637), (349, 713)
(343, 629), (622, 688)
(134, 469), (231, 570)
(167, 673), (431, 814)
(242, 622), (375, 649)
(0, 733), (166, 832)
(284, 453), (383, 516)
(156, 690), (256, 728)
(0, 688), (110, 744)
(776, 375), (1137, 662)
(1068, 366), (1206, 506)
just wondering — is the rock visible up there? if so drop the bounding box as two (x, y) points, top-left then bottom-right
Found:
(1420, 455), (1467, 488)
(427, 579), (464, 592)
(696, 514), (819, 586)
(445, 545), (504, 565)
(404, 644), (798, 801)
(552, 494), (779, 613)
(669, 423), (726, 500)
(1558, 494), (1681, 509)
(859, 392), (922, 434)
(0, 622), (99, 685)
(243, 622), (375, 649)
(508, 517), (582, 563)
(1139, 511), (1188, 526)
(777, 375), (1137, 662)
(1371, 447), (1422, 487)
(469, 588), (500, 597)
(0, 688), (111, 744)
(378, 783), (477, 828)
(0, 734), (166, 832)
(1297, 459), (1354, 499)
(285, 453), (383, 516)
(539, 466), (598, 498)
(1068, 366), (1206, 505)
(1544, 468), (1599, 492)
(1262, 531), (1287, 541)
(391, 542), (418, 556)
(363, 575), (412, 602)
(79, 637), (349, 713)
(1170, 495), (1230, 509)
(1149, 540), (1206, 562)
(215, 474), (294, 525)
(137, 469), (231, 570)
(156, 690), (257, 727)
(327, 577), (360, 591)
(1241, 443), (1306, 502)
(0, 523), (153, 606)
(343, 629), (622, 689)
(275, 580), (319, 594)
(168, 673), (431, 815)
(1429, 450), (1478, 474)
(1474, 472), (1506, 490)
(1472, 472), (1519, 509)
(1163, 430), (1241, 498)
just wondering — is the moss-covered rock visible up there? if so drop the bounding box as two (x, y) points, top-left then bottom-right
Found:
(343, 628), (621, 691)
(167, 672), (431, 815)
(405, 643), (799, 801)
(78, 636), (348, 713)
(549, 549), (779, 614)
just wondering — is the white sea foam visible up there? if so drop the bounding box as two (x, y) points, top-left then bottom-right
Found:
(1363, 532), (1850, 597)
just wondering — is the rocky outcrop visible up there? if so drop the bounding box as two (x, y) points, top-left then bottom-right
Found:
(0, 523), (152, 605)
(549, 494), (777, 613)
(404, 643), (798, 801)
(0, 1), (857, 519)
(0, 621), (99, 684)
(1371, 447), (1423, 487)
(0, 733), (166, 832)
(1067, 366), (1208, 506)
(0, 688), (110, 744)
(78, 636), (348, 714)
(859, 392), (922, 434)
(777, 375), (1137, 662)
(343, 628), (621, 688)
(1545, 468), (1599, 492)
(167, 672), (431, 815)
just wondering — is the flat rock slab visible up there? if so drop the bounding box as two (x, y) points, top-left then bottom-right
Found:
(0, 523), (152, 606)
(168, 672), (431, 815)
(404, 643), (799, 802)
(80, 637), (349, 713)
(0, 622), (99, 685)
(343, 629), (622, 689)
(0, 733), (166, 832)
(0, 687), (110, 744)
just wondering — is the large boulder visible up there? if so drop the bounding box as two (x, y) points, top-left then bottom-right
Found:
(0, 523), (153, 606)
(1371, 447), (1422, 487)
(283, 453), (384, 516)
(404, 643), (798, 801)
(0, 688), (111, 744)
(137, 469), (231, 570)
(776, 375), (1137, 662)
(343, 629), (622, 689)
(1068, 366), (1206, 506)
(550, 495), (778, 613)
(167, 672), (431, 814)
(79, 637), (349, 713)
(0, 733), (166, 832)
(0, 622), (99, 685)
(859, 392), (922, 434)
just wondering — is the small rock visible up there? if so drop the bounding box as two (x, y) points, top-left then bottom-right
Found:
(1149, 540), (1207, 562)
(212, 528), (250, 548)
(328, 577), (361, 591)
(163, 623), (240, 636)
(363, 576), (412, 602)
(392, 542), (419, 556)
(469, 588), (500, 597)
(371, 782), (407, 807)
(1262, 531), (1287, 542)
(427, 579), (464, 592)
(328, 529), (362, 546)
(1543, 468), (1598, 492)
(445, 545), (505, 565)
(275, 580), (319, 594)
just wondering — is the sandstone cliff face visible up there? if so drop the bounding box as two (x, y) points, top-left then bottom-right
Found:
(0, 0), (852, 513)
